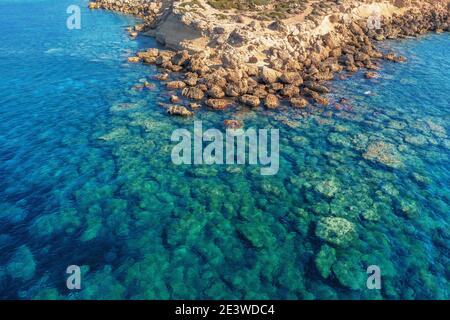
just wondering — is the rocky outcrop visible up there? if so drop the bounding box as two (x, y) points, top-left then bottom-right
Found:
(89, 0), (449, 116)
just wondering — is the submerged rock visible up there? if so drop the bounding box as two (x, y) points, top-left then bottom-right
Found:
(206, 99), (232, 110)
(167, 106), (193, 117)
(332, 258), (365, 290)
(363, 141), (403, 169)
(315, 217), (357, 247)
(315, 178), (340, 198)
(224, 120), (243, 129)
(5, 245), (36, 281)
(290, 98), (308, 108)
(166, 81), (186, 90)
(364, 71), (379, 79)
(315, 244), (337, 279)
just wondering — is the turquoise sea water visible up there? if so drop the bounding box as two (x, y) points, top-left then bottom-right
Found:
(0, 0), (448, 299)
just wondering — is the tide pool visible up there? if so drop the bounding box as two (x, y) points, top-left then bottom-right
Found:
(0, 0), (448, 299)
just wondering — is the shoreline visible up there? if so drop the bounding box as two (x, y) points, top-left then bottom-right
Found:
(88, 0), (450, 119)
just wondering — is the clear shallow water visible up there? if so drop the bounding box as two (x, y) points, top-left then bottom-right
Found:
(0, 0), (448, 300)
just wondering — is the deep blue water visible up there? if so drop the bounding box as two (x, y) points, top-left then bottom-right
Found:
(0, 0), (448, 299)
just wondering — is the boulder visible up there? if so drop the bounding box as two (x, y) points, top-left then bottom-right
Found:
(206, 99), (231, 110)
(184, 74), (198, 87)
(170, 95), (181, 103)
(264, 94), (280, 109)
(280, 72), (303, 85)
(182, 87), (205, 100)
(167, 106), (193, 117)
(127, 56), (141, 63)
(240, 95), (261, 108)
(290, 97), (308, 108)
(281, 85), (300, 98)
(259, 66), (281, 84)
(364, 72), (379, 79)
(171, 50), (190, 66)
(208, 85), (225, 99)
(166, 81), (186, 90)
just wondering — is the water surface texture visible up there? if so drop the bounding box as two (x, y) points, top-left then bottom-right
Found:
(0, 0), (448, 299)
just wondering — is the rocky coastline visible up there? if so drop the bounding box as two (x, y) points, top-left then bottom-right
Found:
(88, 0), (450, 118)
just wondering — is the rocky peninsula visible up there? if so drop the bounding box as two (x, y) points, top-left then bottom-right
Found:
(88, 0), (450, 116)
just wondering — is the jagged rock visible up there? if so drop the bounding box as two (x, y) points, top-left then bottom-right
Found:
(259, 66), (281, 84)
(189, 102), (201, 109)
(182, 87), (205, 100)
(228, 29), (247, 47)
(240, 95), (261, 108)
(206, 99), (231, 110)
(127, 56), (140, 63)
(184, 73), (198, 86)
(290, 97), (308, 108)
(264, 94), (280, 109)
(224, 120), (243, 129)
(172, 50), (190, 66)
(304, 88), (329, 106)
(208, 85), (225, 99)
(339, 54), (355, 66)
(167, 106), (193, 117)
(155, 73), (169, 81)
(268, 20), (287, 32)
(166, 81), (186, 90)
(280, 72), (303, 85)
(304, 81), (330, 94)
